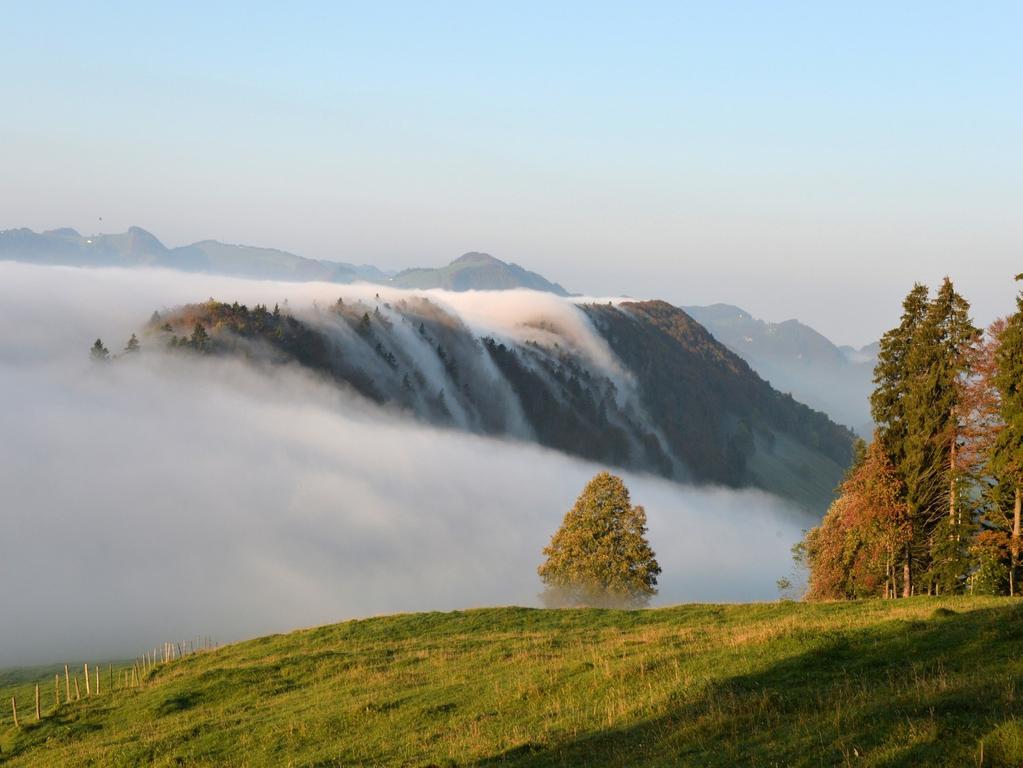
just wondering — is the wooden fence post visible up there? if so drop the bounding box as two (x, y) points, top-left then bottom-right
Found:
(11, 696), (19, 728)
(64, 664), (71, 704)
(74, 676), (81, 701)
(35, 685), (40, 721)
(95, 665), (100, 695)
(84, 663), (91, 696)
(55, 674), (60, 709)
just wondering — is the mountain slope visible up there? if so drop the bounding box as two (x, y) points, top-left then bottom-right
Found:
(146, 296), (853, 510)
(1, 597), (1018, 767)
(390, 252), (570, 294)
(683, 303), (876, 435)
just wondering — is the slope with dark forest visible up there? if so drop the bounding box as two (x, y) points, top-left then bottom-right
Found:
(145, 295), (853, 510)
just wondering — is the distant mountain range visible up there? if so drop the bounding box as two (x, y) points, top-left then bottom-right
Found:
(1, 225), (877, 435)
(683, 304), (876, 436)
(0, 226), (387, 283)
(0, 227), (565, 294)
(150, 296), (855, 511)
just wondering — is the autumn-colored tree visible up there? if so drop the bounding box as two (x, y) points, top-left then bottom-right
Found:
(538, 472), (660, 608)
(960, 319), (1013, 592)
(800, 438), (910, 600)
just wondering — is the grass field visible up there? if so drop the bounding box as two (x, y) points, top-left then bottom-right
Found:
(1, 597), (1021, 766)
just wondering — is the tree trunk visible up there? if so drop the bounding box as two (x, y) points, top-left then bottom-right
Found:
(902, 541), (912, 598)
(1012, 486), (1021, 597)
(949, 431), (957, 522)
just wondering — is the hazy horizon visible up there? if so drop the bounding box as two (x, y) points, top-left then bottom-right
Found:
(2, 219), (1017, 349)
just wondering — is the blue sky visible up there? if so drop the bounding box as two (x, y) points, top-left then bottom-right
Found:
(2, 2), (1020, 344)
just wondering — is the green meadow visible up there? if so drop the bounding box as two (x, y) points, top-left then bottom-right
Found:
(2, 597), (1021, 767)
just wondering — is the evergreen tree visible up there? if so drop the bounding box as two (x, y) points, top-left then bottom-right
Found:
(124, 333), (140, 354)
(189, 322), (210, 353)
(870, 280), (978, 595)
(991, 275), (1023, 593)
(90, 338), (110, 362)
(901, 278), (978, 594)
(538, 472), (660, 608)
(871, 283), (930, 466)
(871, 284), (929, 595)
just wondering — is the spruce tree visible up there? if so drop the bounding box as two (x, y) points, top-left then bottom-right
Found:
(124, 333), (140, 353)
(871, 283), (930, 468)
(189, 322), (210, 353)
(90, 338), (110, 362)
(900, 279), (977, 594)
(871, 284), (929, 595)
(538, 472), (660, 608)
(991, 276), (1023, 593)
(870, 280), (978, 595)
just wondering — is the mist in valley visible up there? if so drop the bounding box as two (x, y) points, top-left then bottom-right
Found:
(0, 262), (814, 666)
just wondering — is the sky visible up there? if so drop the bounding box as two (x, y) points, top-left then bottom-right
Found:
(1, 2), (1020, 346)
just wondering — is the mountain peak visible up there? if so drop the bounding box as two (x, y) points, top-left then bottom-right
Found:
(451, 251), (503, 267)
(391, 252), (570, 295)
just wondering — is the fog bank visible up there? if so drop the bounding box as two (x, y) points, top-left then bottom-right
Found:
(0, 262), (812, 666)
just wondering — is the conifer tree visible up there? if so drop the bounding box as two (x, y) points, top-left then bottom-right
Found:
(870, 280), (978, 595)
(538, 472), (660, 608)
(991, 276), (1023, 593)
(189, 322), (210, 353)
(872, 283), (930, 468)
(871, 284), (929, 595)
(901, 278), (978, 594)
(124, 333), (140, 353)
(90, 338), (110, 362)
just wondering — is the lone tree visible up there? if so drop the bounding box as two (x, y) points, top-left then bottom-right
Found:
(538, 472), (660, 608)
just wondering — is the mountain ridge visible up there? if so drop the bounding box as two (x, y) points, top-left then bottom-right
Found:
(0, 227), (566, 293)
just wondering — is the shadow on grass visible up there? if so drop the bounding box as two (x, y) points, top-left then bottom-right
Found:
(473, 603), (1023, 768)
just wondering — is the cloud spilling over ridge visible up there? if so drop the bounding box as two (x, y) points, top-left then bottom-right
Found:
(0, 262), (812, 666)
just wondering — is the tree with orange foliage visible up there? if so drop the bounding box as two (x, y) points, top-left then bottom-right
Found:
(800, 438), (911, 600)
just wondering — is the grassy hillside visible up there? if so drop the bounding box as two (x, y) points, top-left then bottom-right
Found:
(2, 598), (1021, 766)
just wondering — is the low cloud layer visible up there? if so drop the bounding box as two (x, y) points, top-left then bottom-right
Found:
(0, 262), (813, 666)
